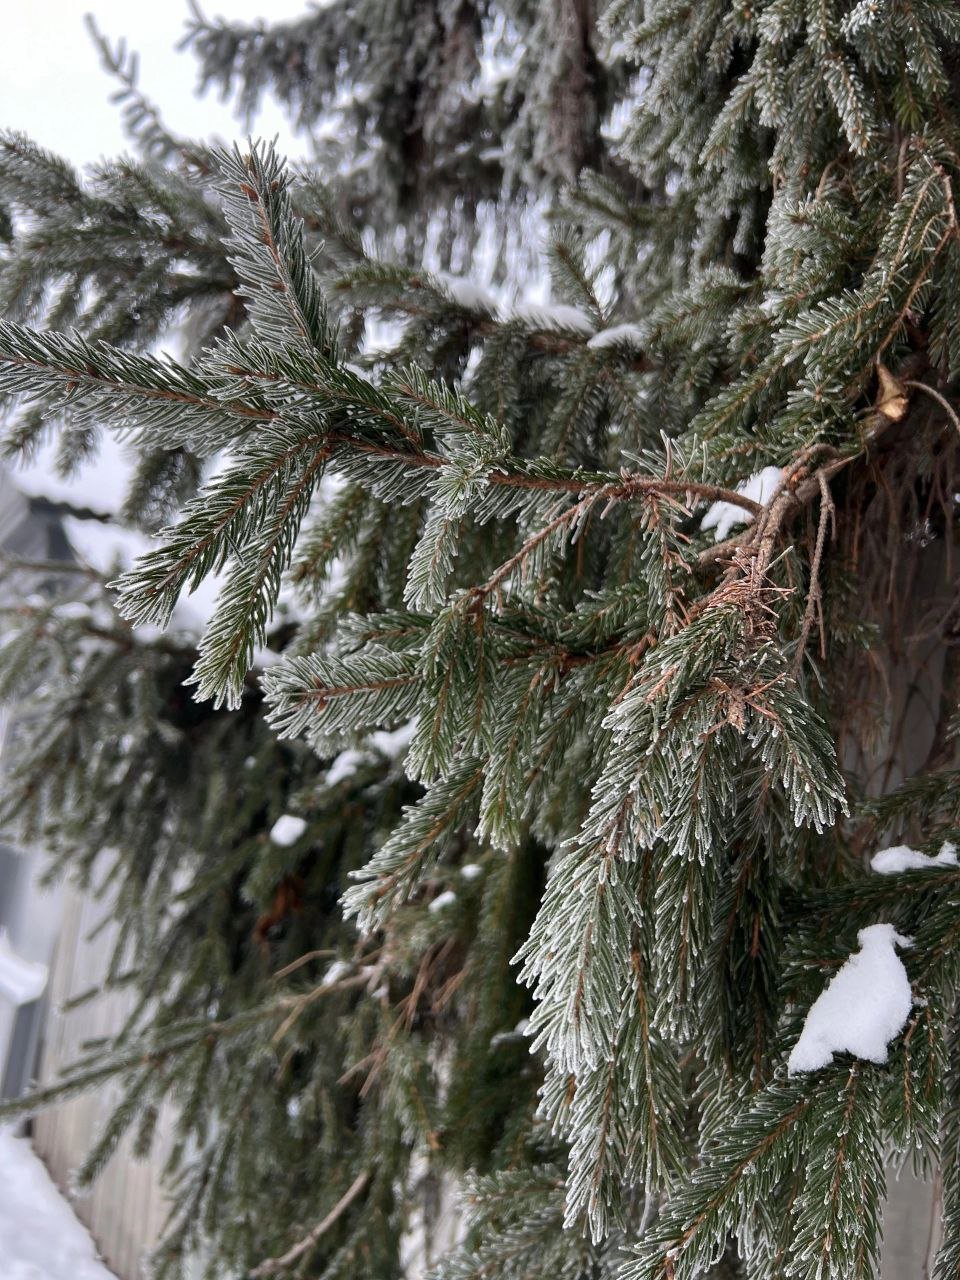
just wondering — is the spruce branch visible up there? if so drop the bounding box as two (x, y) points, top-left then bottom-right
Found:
(621, 1081), (814, 1280)
(7, 9), (960, 1276)
(342, 758), (485, 931)
(214, 140), (330, 355)
(113, 428), (328, 615)
(0, 320), (271, 452)
(263, 648), (420, 744)
(84, 15), (205, 166)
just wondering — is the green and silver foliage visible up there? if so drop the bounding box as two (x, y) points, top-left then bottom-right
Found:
(182, 0), (633, 255)
(2, 3), (960, 1279)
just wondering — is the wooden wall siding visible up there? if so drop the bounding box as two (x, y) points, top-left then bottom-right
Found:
(841, 543), (949, 1277)
(399, 1151), (464, 1280)
(31, 882), (173, 1280)
(0, 477), (201, 1280)
(30, 880), (465, 1280)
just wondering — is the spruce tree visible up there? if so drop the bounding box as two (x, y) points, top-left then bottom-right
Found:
(2, 4), (960, 1278)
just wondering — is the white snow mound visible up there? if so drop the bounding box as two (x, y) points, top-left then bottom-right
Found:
(428, 890), (457, 914)
(368, 720), (417, 758)
(326, 750), (368, 787)
(700, 465), (783, 543)
(788, 923), (913, 1074)
(269, 814), (307, 846)
(0, 1130), (118, 1279)
(871, 841), (958, 874)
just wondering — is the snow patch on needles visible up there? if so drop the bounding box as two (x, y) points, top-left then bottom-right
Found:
(871, 840), (958, 874)
(269, 814), (307, 846)
(51, 601), (93, 622)
(428, 890), (457, 913)
(700, 465), (782, 543)
(320, 959), (353, 987)
(326, 750), (368, 787)
(435, 272), (497, 314)
(788, 923), (913, 1074)
(490, 1019), (529, 1049)
(368, 720), (417, 757)
(586, 322), (645, 351)
(505, 301), (596, 335)
(324, 723), (417, 787)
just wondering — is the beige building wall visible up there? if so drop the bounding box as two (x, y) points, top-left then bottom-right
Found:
(31, 882), (174, 1280)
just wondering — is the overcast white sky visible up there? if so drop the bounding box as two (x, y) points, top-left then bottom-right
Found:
(1, 2), (311, 516)
(0, 1), (309, 166)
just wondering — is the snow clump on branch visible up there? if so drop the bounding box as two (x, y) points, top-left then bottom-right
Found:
(787, 923), (913, 1074)
(700, 465), (783, 542)
(269, 814), (307, 846)
(870, 840), (958, 873)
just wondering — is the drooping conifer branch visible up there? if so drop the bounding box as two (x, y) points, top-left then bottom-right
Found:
(3, 7), (960, 1279)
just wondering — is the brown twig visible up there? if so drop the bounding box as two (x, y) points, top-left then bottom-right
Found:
(249, 1170), (371, 1277)
(270, 949), (338, 981)
(902, 379), (960, 440)
(792, 470), (836, 675)
(478, 475), (763, 601)
(270, 971), (372, 1045)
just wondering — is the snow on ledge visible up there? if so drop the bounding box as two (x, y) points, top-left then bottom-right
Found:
(0, 1130), (119, 1279)
(787, 923), (913, 1074)
(8, 435), (133, 518)
(0, 932), (48, 1006)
